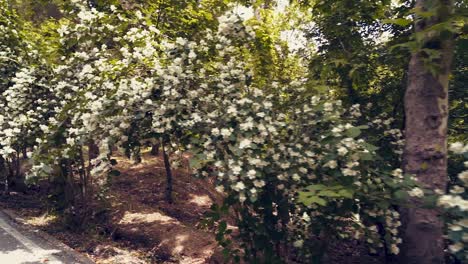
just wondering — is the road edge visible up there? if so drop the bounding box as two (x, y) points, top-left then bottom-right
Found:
(0, 208), (95, 264)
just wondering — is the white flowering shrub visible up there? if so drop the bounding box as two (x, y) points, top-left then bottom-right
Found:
(0, 0), (23, 94)
(0, 0), (24, 160)
(194, 91), (415, 261)
(177, 12), (416, 263)
(440, 142), (468, 261)
(0, 0), (55, 192)
(24, 2), (168, 213)
(1, 1), (421, 262)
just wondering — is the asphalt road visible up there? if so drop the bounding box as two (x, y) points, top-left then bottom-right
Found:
(0, 210), (93, 264)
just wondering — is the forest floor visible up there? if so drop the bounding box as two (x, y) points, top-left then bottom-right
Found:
(0, 152), (224, 264)
(0, 152), (386, 264)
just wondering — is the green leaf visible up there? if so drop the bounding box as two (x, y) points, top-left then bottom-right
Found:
(299, 195), (327, 206)
(249, 195), (257, 203)
(305, 184), (326, 192)
(355, 125), (369, 130)
(359, 152), (375, 161)
(228, 144), (243, 155)
(337, 189), (354, 198)
(218, 221), (227, 234)
(309, 196), (327, 206)
(421, 195), (438, 208)
(382, 18), (412, 27)
(448, 230), (463, 241)
(298, 191), (328, 206)
(346, 127), (361, 138)
(394, 190), (409, 201)
(322, 153), (338, 163)
(363, 142), (379, 152)
(376, 201), (390, 209)
(414, 9), (436, 18)
(222, 248), (230, 259)
(319, 190), (340, 197)
(189, 153), (206, 169)
(189, 158), (201, 169)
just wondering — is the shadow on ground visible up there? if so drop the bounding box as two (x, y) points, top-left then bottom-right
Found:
(0, 152), (224, 264)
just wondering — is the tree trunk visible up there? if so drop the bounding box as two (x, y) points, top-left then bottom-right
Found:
(0, 157), (7, 193)
(150, 143), (160, 156)
(63, 159), (76, 209)
(400, 0), (454, 263)
(11, 152), (26, 192)
(132, 146), (142, 164)
(22, 148), (27, 159)
(88, 141), (100, 160)
(162, 141), (173, 204)
(87, 140), (99, 198)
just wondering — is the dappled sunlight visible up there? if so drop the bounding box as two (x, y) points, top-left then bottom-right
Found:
(0, 152), (223, 263)
(154, 224), (216, 263)
(171, 234), (188, 254)
(114, 156), (164, 170)
(119, 211), (179, 225)
(129, 161), (164, 170)
(188, 194), (212, 207)
(25, 213), (57, 227)
(93, 245), (146, 264)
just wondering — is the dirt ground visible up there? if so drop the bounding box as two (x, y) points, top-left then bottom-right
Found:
(0, 152), (223, 264)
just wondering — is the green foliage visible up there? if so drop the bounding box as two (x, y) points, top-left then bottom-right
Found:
(0, 0), (465, 263)
(298, 184), (354, 206)
(441, 143), (468, 262)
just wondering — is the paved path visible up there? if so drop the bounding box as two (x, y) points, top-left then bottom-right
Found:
(0, 210), (94, 264)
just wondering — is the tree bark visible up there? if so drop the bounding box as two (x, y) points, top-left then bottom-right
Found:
(88, 141), (100, 160)
(87, 140), (99, 198)
(132, 146), (142, 164)
(400, 0), (454, 263)
(150, 142), (160, 156)
(162, 141), (173, 204)
(0, 156), (7, 193)
(11, 152), (26, 192)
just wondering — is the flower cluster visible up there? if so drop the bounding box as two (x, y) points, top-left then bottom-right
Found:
(440, 142), (468, 260)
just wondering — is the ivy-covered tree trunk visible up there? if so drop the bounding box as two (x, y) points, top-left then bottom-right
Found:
(400, 0), (454, 263)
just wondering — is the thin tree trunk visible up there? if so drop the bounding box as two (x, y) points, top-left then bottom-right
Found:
(63, 159), (75, 208)
(400, 0), (454, 263)
(132, 146), (142, 164)
(88, 141), (100, 160)
(79, 146), (87, 200)
(12, 151), (26, 192)
(0, 157), (7, 193)
(22, 148), (27, 159)
(162, 141), (173, 204)
(5, 159), (13, 193)
(150, 142), (160, 156)
(87, 140), (99, 195)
